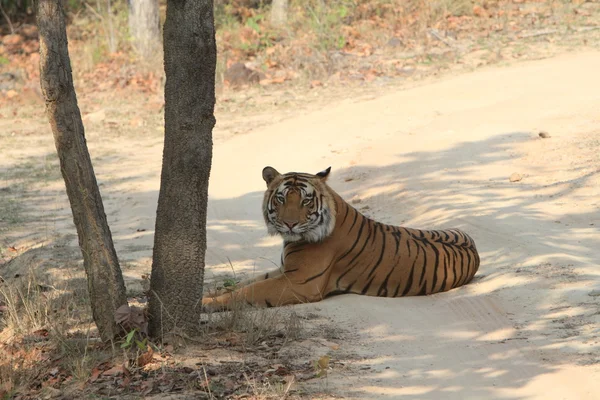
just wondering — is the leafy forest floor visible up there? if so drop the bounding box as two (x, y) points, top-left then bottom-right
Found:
(1, 0), (600, 398)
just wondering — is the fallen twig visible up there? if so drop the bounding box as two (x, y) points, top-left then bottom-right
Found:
(518, 29), (558, 39)
(428, 28), (455, 47)
(0, 3), (14, 34)
(576, 26), (600, 33)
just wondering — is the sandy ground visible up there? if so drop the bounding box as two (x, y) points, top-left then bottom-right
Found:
(2, 51), (600, 398)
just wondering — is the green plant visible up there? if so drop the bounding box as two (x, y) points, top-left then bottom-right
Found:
(313, 355), (330, 378)
(120, 328), (148, 351)
(222, 277), (238, 289)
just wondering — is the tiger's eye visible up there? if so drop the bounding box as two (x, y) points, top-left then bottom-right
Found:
(302, 199), (312, 206)
(276, 195), (285, 204)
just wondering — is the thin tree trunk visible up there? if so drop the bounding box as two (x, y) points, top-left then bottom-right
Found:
(148, 0), (216, 337)
(128, 0), (161, 61)
(270, 0), (288, 27)
(37, 0), (128, 342)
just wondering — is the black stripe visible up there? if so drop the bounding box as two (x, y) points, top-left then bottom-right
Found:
(458, 248), (471, 286)
(343, 219), (374, 268)
(367, 225), (386, 278)
(348, 207), (359, 231)
(455, 246), (467, 287)
(313, 195), (320, 210)
(300, 263), (333, 284)
(429, 240), (441, 293)
(437, 249), (447, 293)
(392, 229), (401, 254)
(289, 175), (309, 182)
(450, 230), (460, 243)
(401, 244), (420, 296)
(377, 255), (401, 297)
(335, 216), (367, 262)
(448, 244), (459, 289)
(341, 203), (350, 225)
(265, 299), (274, 308)
(361, 275), (376, 295)
(335, 218), (374, 286)
(370, 221), (379, 245)
(417, 240), (428, 287)
(439, 244), (451, 292)
(464, 248), (473, 284)
(286, 248), (305, 257)
(345, 279), (357, 293)
(317, 213), (324, 225)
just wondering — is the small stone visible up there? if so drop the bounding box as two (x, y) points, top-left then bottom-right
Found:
(41, 387), (62, 399)
(0, 72), (20, 91)
(224, 62), (264, 88)
(387, 37), (402, 48)
(509, 173), (522, 182)
(539, 131), (551, 139)
(588, 289), (600, 297)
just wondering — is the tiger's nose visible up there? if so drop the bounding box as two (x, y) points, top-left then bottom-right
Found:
(284, 220), (298, 230)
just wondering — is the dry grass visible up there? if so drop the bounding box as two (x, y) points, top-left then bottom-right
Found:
(200, 302), (304, 348)
(0, 272), (108, 396)
(0, 267), (308, 398)
(0, 273), (85, 339)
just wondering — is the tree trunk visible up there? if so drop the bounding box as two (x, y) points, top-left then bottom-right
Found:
(37, 0), (128, 342)
(270, 0), (288, 27)
(128, 0), (161, 61)
(148, 0), (216, 337)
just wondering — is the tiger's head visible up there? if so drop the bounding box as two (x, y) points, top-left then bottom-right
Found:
(262, 166), (337, 243)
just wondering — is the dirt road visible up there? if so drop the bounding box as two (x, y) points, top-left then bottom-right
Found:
(205, 51), (600, 399)
(2, 51), (600, 398)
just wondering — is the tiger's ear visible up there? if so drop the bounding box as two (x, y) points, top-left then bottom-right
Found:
(262, 166), (280, 185)
(316, 166), (331, 180)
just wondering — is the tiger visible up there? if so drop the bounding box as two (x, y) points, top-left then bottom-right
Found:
(202, 166), (480, 311)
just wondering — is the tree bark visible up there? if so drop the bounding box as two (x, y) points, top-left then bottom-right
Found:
(37, 0), (128, 342)
(148, 0), (216, 337)
(128, 0), (161, 61)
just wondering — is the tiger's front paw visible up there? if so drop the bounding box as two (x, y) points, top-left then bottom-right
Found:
(201, 296), (220, 313)
(201, 295), (232, 313)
